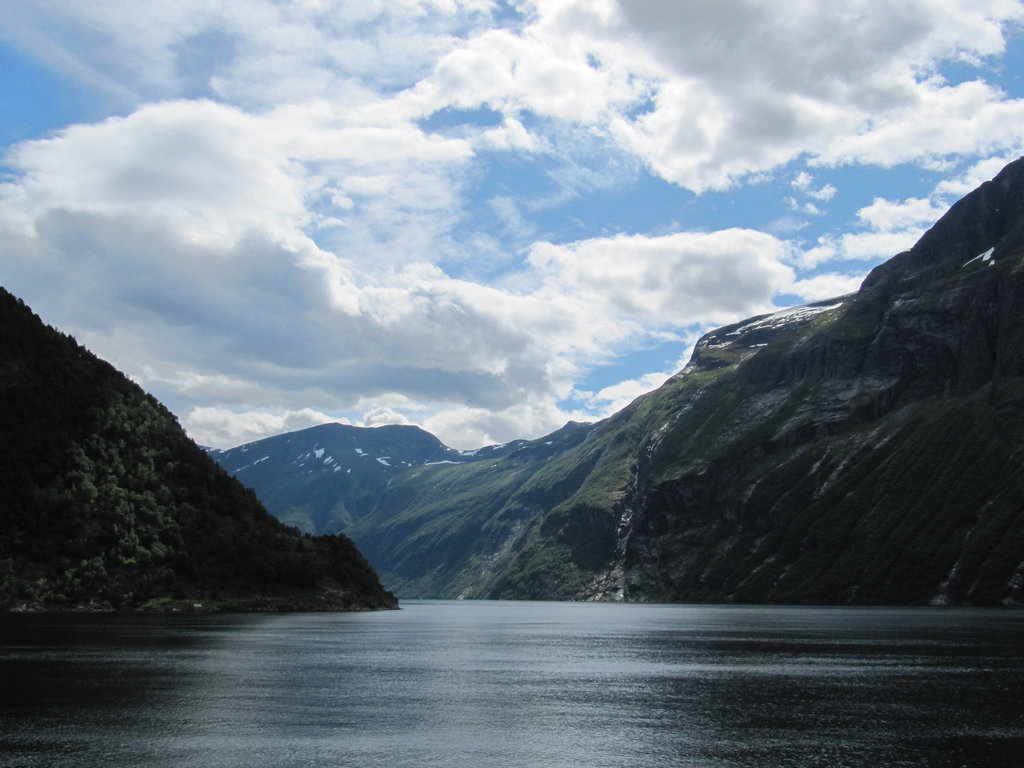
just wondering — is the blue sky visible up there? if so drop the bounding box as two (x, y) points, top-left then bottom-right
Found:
(2, 1), (1024, 449)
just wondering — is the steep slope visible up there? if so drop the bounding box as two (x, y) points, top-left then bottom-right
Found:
(518, 155), (1024, 605)
(342, 420), (596, 596)
(0, 288), (396, 611)
(211, 421), (596, 596)
(214, 157), (1024, 606)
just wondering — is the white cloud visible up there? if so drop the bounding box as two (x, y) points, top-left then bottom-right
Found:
(403, 3), (648, 124)
(789, 272), (867, 302)
(363, 407), (414, 428)
(421, 398), (585, 450)
(797, 224), (925, 268)
(855, 196), (948, 233)
(0, 0), (496, 109)
(792, 172), (838, 202)
(186, 406), (339, 448)
(815, 78), (1024, 168)
(794, 190), (952, 267)
(578, 369), (676, 416)
(3, 0), (1024, 453)
(4, 100), (310, 249)
(8, 0), (1024, 196)
(784, 197), (823, 216)
(839, 230), (927, 261)
(527, 229), (796, 328)
(607, 0), (1024, 190)
(934, 151), (1024, 196)
(481, 116), (538, 151)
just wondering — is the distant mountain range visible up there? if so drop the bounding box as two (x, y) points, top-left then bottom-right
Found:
(205, 421), (592, 536)
(0, 288), (396, 612)
(211, 156), (1024, 606)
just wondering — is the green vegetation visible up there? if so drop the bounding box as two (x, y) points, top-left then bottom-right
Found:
(0, 288), (396, 611)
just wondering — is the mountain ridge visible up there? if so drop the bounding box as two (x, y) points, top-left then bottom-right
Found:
(211, 157), (1024, 605)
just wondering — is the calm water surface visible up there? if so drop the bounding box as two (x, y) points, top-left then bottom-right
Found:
(1, 601), (1022, 767)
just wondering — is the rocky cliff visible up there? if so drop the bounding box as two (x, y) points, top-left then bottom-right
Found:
(583, 156), (1024, 605)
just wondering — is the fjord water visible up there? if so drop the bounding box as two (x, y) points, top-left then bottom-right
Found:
(1, 602), (1022, 767)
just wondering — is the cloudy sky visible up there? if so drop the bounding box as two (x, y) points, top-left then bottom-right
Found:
(2, 1), (1023, 450)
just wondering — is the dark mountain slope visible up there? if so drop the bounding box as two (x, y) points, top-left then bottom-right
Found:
(0, 288), (396, 611)
(577, 155), (1024, 605)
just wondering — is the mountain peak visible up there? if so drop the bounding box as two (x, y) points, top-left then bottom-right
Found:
(863, 155), (1024, 293)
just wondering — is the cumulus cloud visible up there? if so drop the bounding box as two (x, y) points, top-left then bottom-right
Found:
(794, 184), (964, 269)
(934, 152), (1024, 196)
(609, 0), (1024, 188)
(577, 368), (679, 417)
(2, 102), (804, 447)
(789, 272), (867, 302)
(527, 230), (795, 328)
(2, 0), (1023, 450)
(421, 397), (589, 450)
(0, 0), (495, 109)
(4, 100), (309, 247)
(855, 196), (949, 233)
(185, 406), (339, 449)
(363, 407), (413, 428)
(792, 172), (838, 202)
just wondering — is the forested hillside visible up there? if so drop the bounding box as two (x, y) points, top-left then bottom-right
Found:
(0, 288), (396, 611)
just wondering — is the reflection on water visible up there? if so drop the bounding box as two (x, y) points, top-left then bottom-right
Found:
(1, 602), (1023, 767)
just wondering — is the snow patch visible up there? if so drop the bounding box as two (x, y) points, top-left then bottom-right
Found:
(728, 302), (844, 337)
(962, 247), (996, 269)
(376, 457), (391, 466)
(314, 447), (325, 459)
(703, 302), (845, 350)
(233, 455), (270, 473)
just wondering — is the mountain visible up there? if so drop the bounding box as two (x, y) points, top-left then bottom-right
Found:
(211, 420), (596, 596)
(205, 421), (593, 536)
(205, 423), (465, 535)
(213, 157), (1024, 606)
(0, 288), (396, 612)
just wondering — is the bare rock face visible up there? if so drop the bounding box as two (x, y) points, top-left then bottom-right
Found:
(598, 157), (1024, 605)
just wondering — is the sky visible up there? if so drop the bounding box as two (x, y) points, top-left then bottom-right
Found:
(2, 1), (1024, 450)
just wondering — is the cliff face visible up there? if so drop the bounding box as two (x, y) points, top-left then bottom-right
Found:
(588, 157), (1024, 605)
